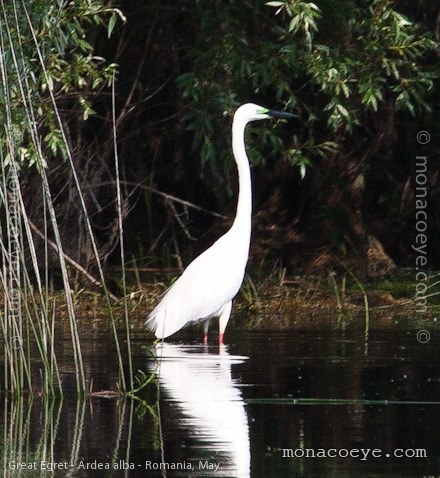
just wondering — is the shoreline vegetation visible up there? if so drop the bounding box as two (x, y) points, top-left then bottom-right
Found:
(3, 270), (432, 336)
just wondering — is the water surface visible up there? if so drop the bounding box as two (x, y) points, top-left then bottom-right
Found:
(1, 324), (439, 477)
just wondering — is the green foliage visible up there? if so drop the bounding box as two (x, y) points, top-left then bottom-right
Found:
(267, 0), (321, 48)
(0, 0), (120, 168)
(177, 0), (438, 172)
(308, 0), (436, 124)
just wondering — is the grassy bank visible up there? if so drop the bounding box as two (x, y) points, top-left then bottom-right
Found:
(6, 270), (432, 336)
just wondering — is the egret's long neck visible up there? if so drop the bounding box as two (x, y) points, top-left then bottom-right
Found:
(231, 117), (252, 234)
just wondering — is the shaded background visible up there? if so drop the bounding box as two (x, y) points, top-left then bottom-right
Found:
(19, 0), (440, 279)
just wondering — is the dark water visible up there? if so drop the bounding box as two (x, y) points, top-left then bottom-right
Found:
(2, 325), (440, 477)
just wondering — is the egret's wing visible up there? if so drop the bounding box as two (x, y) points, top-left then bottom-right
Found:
(147, 232), (247, 338)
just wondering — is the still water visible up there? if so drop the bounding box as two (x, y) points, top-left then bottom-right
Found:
(1, 324), (440, 477)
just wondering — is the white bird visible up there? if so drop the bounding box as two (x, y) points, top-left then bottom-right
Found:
(147, 103), (294, 343)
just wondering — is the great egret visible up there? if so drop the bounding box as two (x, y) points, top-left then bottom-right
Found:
(147, 103), (294, 343)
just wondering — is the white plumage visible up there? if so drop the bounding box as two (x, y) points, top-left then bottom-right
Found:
(147, 103), (294, 342)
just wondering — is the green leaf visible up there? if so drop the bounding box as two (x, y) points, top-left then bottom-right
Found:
(108, 13), (117, 38)
(266, 1), (284, 7)
(336, 104), (349, 118)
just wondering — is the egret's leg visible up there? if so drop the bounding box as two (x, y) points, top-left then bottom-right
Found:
(218, 301), (232, 344)
(203, 320), (210, 344)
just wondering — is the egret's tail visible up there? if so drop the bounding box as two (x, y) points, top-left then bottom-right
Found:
(145, 310), (165, 339)
(146, 307), (179, 339)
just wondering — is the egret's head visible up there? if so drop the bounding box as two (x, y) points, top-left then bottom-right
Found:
(234, 103), (295, 124)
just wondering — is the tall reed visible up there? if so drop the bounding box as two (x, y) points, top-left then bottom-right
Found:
(0, 0), (133, 397)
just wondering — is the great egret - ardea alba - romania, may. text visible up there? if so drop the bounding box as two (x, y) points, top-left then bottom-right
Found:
(147, 103), (295, 343)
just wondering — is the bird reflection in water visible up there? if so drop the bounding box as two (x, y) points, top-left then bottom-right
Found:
(153, 343), (250, 477)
